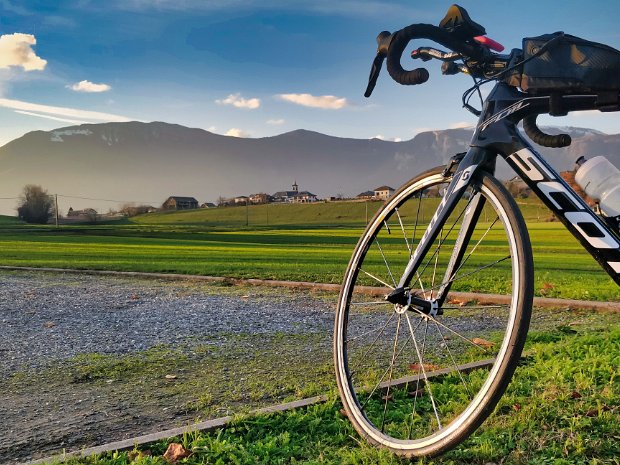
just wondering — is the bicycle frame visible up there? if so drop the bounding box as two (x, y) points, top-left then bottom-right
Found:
(395, 83), (620, 306)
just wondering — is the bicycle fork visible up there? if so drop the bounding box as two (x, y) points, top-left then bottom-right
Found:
(385, 148), (491, 314)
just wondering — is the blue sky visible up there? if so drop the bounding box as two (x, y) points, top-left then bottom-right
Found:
(1, 0), (620, 147)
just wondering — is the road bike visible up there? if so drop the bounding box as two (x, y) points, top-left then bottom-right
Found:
(333, 4), (620, 457)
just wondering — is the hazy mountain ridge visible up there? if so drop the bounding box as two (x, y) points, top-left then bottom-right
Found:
(0, 121), (618, 215)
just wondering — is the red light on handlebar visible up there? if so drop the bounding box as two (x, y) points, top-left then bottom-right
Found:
(474, 36), (504, 52)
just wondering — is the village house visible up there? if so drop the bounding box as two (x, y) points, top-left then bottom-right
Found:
(200, 202), (216, 208)
(67, 207), (97, 217)
(249, 193), (272, 204)
(234, 196), (249, 205)
(505, 176), (532, 198)
(162, 196), (199, 210)
(272, 181), (301, 203)
(293, 191), (318, 203)
(374, 186), (395, 200)
(356, 191), (375, 200)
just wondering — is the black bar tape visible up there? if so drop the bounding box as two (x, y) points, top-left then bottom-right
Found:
(386, 23), (481, 86)
(523, 115), (572, 148)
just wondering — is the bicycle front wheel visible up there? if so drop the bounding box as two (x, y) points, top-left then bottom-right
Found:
(334, 166), (533, 457)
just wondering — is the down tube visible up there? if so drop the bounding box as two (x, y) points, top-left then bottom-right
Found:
(504, 146), (620, 285)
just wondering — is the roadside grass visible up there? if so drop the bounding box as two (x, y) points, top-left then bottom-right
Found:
(54, 322), (620, 465)
(4, 331), (334, 424)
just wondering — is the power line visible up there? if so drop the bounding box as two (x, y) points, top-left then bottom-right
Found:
(56, 194), (160, 204)
(0, 193), (161, 204)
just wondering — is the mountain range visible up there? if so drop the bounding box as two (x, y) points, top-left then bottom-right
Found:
(0, 121), (618, 216)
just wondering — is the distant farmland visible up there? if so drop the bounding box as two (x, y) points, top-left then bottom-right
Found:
(0, 198), (616, 301)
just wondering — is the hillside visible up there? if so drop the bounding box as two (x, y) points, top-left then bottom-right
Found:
(0, 121), (618, 216)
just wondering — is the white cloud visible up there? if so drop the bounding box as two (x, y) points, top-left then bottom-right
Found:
(373, 134), (402, 142)
(0, 33), (47, 71)
(0, 97), (133, 122)
(207, 125), (217, 132)
(225, 128), (251, 138)
(276, 93), (348, 110)
(449, 121), (474, 130)
(68, 80), (112, 93)
(216, 93), (260, 109)
(266, 118), (285, 125)
(14, 110), (92, 125)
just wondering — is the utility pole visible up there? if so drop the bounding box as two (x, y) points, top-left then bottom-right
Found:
(54, 194), (59, 227)
(246, 200), (249, 226)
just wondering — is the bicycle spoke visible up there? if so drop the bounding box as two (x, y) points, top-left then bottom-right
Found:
(374, 237), (397, 287)
(423, 255), (511, 294)
(416, 195), (476, 282)
(447, 216), (500, 282)
(441, 305), (504, 310)
(407, 316), (429, 438)
(409, 307), (490, 352)
(411, 190), (425, 258)
(358, 268), (395, 289)
(361, 325), (413, 411)
(432, 320), (471, 397)
(359, 317), (423, 411)
(395, 207), (412, 256)
(350, 301), (391, 306)
(405, 313), (442, 430)
(381, 315), (402, 431)
(346, 311), (395, 344)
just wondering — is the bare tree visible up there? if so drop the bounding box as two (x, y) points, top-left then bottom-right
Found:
(217, 196), (231, 207)
(17, 185), (55, 224)
(84, 208), (98, 224)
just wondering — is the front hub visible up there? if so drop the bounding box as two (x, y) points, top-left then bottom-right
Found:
(385, 287), (442, 316)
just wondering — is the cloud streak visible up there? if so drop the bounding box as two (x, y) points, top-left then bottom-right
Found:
(14, 110), (93, 125)
(0, 98), (133, 122)
(113, 0), (423, 19)
(266, 118), (285, 125)
(0, 33), (47, 71)
(276, 93), (348, 110)
(216, 93), (260, 109)
(68, 80), (112, 93)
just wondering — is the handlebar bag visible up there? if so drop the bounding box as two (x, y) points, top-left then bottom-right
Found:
(505, 32), (620, 94)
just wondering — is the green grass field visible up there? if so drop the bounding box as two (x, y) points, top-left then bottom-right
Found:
(56, 323), (620, 465)
(0, 197), (617, 301)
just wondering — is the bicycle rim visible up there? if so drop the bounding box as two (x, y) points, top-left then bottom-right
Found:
(334, 167), (533, 456)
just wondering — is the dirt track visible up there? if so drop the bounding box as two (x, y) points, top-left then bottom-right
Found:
(1, 271), (335, 464)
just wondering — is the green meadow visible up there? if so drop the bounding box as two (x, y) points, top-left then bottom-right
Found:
(55, 323), (620, 465)
(0, 198), (617, 301)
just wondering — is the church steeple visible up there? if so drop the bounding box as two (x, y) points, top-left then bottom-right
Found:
(292, 180), (298, 192)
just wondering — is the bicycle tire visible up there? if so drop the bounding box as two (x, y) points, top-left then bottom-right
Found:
(334, 166), (533, 457)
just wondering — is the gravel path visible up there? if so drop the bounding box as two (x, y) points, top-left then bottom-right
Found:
(0, 271), (337, 464)
(1, 272), (334, 376)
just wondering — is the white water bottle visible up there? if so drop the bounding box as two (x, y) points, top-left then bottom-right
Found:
(575, 156), (620, 218)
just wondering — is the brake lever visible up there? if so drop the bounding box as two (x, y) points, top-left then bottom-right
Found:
(364, 54), (385, 98)
(411, 47), (461, 62)
(364, 31), (392, 98)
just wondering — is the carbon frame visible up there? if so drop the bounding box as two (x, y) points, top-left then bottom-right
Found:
(396, 83), (620, 301)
